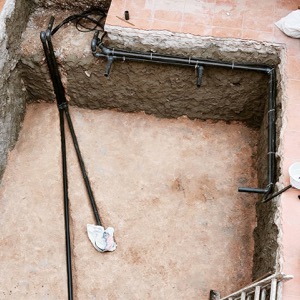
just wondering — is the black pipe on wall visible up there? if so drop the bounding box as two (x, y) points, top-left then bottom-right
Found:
(91, 31), (277, 200)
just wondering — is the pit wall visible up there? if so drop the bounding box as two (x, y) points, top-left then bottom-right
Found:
(253, 63), (284, 280)
(103, 26), (286, 280)
(19, 10), (284, 282)
(0, 0), (32, 180)
(20, 10), (278, 128)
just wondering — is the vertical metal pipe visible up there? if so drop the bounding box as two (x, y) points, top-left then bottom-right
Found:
(276, 281), (283, 300)
(254, 286), (260, 300)
(59, 108), (73, 300)
(270, 278), (277, 300)
(267, 69), (276, 191)
(260, 288), (267, 300)
(64, 107), (102, 226)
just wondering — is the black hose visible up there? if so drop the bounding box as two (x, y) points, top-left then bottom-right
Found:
(59, 108), (74, 300)
(262, 184), (292, 203)
(64, 107), (102, 226)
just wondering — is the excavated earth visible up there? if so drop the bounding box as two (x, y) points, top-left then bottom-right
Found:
(0, 103), (258, 299)
(0, 3), (283, 299)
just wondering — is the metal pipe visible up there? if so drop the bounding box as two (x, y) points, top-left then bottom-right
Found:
(41, 26), (74, 299)
(196, 65), (204, 87)
(238, 187), (269, 194)
(262, 184), (292, 203)
(64, 107), (102, 226)
(95, 43), (273, 73)
(104, 56), (114, 77)
(270, 278), (277, 300)
(59, 108), (74, 300)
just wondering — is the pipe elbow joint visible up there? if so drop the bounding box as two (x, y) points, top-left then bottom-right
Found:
(99, 43), (112, 55)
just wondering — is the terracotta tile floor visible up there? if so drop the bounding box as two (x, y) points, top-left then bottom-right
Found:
(0, 0), (5, 12)
(106, 0), (300, 298)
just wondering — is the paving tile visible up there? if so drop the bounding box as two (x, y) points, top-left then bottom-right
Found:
(212, 8), (243, 28)
(182, 12), (213, 27)
(243, 0), (275, 11)
(181, 23), (212, 36)
(286, 79), (300, 105)
(273, 26), (300, 56)
(154, 10), (183, 22)
(242, 10), (275, 33)
(151, 20), (182, 32)
(0, 0), (5, 12)
(184, 0), (215, 14)
(242, 29), (273, 42)
(284, 104), (300, 131)
(281, 130), (300, 159)
(212, 26), (242, 38)
(276, 0), (300, 11)
(287, 55), (300, 80)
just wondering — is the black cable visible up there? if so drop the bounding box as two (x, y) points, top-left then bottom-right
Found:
(59, 107), (74, 300)
(51, 8), (107, 35)
(64, 106), (102, 226)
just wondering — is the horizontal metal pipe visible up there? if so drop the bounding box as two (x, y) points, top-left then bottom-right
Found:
(238, 187), (269, 194)
(95, 43), (273, 73)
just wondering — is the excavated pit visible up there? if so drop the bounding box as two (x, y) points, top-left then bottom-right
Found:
(0, 5), (284, 299)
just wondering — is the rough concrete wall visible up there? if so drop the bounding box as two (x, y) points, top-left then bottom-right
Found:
(104, 26), (285, 282)
(32, 0), (111, 11)
(20, 9), (272, 128)
(105, 25), (282, 66)
(252, 67), (283, 280)
(0, 0), (32, 180)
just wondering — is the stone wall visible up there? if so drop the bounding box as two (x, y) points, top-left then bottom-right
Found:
(0, 0), (32, 180)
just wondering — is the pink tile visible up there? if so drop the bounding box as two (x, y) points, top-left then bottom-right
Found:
(276, 0), (300, 11)
(181, 23), (212, 36)
(281, 191), (300, 225)
(105, 14), (134, 28)
(182, 12), (213, 26)
(286, 79), (300, 104)
(154, 10), (183, 22)
(273, 26), (300, 56)
(280, 156), (300, 186)
(212, 26), (242, 38)
(212, 8), (243, 28)
(150, 20), (182, 32)
(108, 0), (126, 15)
(282, 130), (300, 159)
(287, 55), (300, 80)
(284, 104), (300, 131)
(153, 0), (185, 11)
(0, 0), (5, 12)
(244, 0), (275, 11)
(242, 29), (273, 42)
(184, 0), (215, 14)
(243, 10), (275, 33)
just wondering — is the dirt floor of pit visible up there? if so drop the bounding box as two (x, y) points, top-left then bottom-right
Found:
(0, 103), (259, 299)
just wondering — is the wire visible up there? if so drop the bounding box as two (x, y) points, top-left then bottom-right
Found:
(51, 8), (107, 35)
